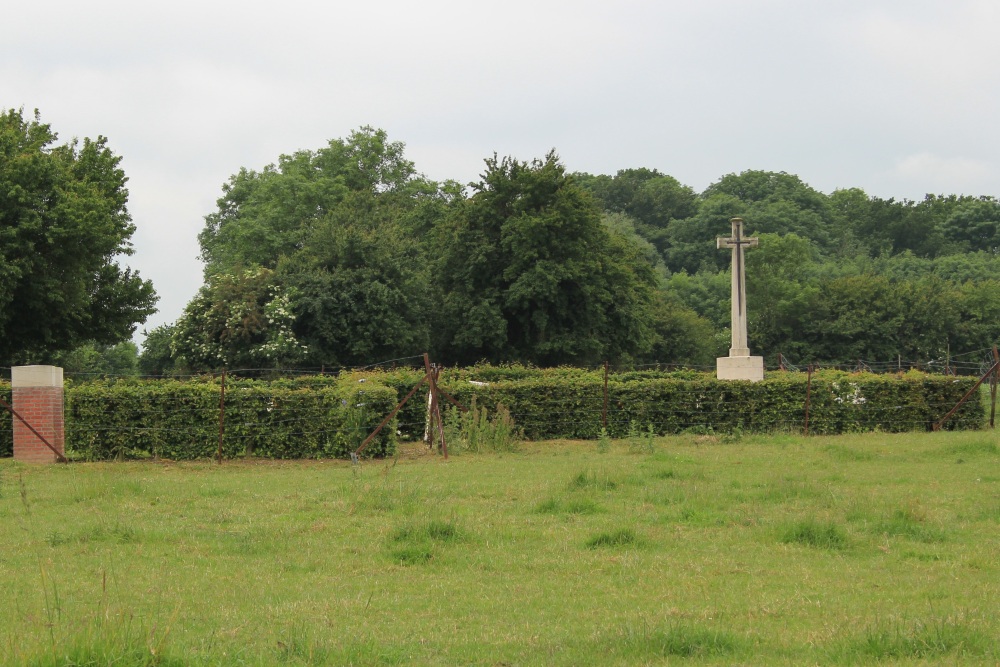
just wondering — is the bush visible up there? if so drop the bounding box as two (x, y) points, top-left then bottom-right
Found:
(428, 369), (982, 440)
(0, 382), (11, 457)
(64, 374), (397, 460)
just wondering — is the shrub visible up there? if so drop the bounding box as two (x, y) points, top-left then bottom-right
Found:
(64, 374), (397, 460)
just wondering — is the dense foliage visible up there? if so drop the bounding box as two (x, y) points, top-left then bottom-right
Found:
(2, 367), (983, 460)
(0, 109), (156, 363)
(0, 383), (9, 457)
(145, 129), (1000, 374)
(64, 374), (396, 460)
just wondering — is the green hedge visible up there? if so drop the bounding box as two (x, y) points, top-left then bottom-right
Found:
(0, 369), (986, 460)
(64, 373), (397, 460)
(424, 370), (984, 440)
(0, 383), (11, 457)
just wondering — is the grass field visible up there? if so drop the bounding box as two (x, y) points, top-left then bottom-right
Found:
(1, 430), (999, 666)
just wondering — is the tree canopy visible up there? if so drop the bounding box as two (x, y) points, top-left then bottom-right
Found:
(0, 109), (156, 363)
(153, 129), (1000, 373)
(435, 153), (659, 366)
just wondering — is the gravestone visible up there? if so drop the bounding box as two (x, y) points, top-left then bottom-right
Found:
(716, 218), (764, 381)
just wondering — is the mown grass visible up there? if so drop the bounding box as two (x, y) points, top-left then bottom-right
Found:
(1, 429), (999, 665)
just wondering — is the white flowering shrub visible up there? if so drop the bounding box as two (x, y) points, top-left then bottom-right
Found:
(171, 268), (307, 370)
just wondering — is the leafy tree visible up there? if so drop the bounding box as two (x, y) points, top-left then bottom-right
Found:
(646, 291), (720, 366)
(661, 193), (744, 274)
(745, 233), (822, 359)
(198, 126), (421, 277)
(664, 269), (731, 330)
(577, 168), (698, 256)
(171, 268), (307, 370)
(601, 212), (667, 280)
(702, 170), (837, 251)
(952, 280), (1000, 354)
(282, 191), (434, 367)
(939, 197), (1000, 254)
(50, 341), (139, 376)
(138, 324), (177, 376)
(435, 152), (657, 366)
(0, 108), (157, 362)
(798, 274), (960, 361)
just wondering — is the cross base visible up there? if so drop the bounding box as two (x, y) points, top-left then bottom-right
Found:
(717, 356), (764, 382)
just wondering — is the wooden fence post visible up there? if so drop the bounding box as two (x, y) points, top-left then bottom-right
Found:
(804, 365), (813, 436)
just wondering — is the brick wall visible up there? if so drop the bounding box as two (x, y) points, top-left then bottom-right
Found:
(12, 366), (64, 463)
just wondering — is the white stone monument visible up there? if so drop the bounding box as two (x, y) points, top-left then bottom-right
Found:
(717, 217), (764, 381)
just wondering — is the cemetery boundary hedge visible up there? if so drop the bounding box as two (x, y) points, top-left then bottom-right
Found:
(64, 374), (396, 460)
(340, 367), (982, 440)
(0, 369), (987, 460)
(0, 384), (10, 457)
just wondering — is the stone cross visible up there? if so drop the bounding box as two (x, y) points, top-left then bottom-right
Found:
(717, 217), (758, 356)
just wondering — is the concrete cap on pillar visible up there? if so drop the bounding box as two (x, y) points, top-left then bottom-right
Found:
(12, 365), (64, 388)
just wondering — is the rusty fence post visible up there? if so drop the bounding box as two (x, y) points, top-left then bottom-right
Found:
(991, 346), (999, 429)
(217, 369), (226, 465)
(933, 355), (1000, 431)
(602, 361), (609, 431)
(804, 365), (813, 436)
(355, 370), (430, 459)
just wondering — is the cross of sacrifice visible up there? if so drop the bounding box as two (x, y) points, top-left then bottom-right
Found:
(717, 217), (758, 357)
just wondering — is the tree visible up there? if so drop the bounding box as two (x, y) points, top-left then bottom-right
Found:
(138, 324), (177, 376)
(661, 193), (744, 274)
(50, 341), (139, 376)
(745, 233), (822, 359)
(0, 108), (157, 362)
(646, 291), (720, 366)
(939, 197), (1000, 254)
(281, 191), (434, 367)
(197, 126), (422, 277)
(577, 169), (699, 256)
(171, 268), (307, 370)
(434, 152), (658, 366)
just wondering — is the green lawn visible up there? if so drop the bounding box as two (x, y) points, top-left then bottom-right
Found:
(1, 430), (998, 665)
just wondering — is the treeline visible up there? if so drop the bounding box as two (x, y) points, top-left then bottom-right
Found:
(134, 128), (1000, 375)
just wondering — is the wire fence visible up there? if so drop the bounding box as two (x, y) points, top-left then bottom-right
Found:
(1, 350), (997, 461)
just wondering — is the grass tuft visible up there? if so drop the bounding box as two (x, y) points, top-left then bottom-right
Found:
(585, 527), (642, 549)
(613, 623), (745, 659)
(940, 439), (999, 458)
(568, 469), (618, 492)
(873, 505), (948, 543)
(823, 444), (877, 462)
(828, 616), (992, 661)
(389, 545), (433, 566)
(781, 518), (849, 550)
(534, 496), (602, 515)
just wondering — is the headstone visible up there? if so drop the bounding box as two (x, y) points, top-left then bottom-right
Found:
(12, 365), (65, 462)
(716, 218), (764, 381)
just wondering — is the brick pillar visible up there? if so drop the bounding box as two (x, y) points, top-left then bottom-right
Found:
(12, 365), (65, 463)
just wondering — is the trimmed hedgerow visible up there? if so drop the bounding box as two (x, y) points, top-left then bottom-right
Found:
(64, 373), (397, 461)
(1, 367), (985, 459)
(416, 370), (983, 440)
(0, 382), (10, 457)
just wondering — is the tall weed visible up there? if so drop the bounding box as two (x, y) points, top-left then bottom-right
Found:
(445, 398), (521, 453)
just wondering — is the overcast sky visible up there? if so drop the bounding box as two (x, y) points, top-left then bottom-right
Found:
(4, 0), (999, 343)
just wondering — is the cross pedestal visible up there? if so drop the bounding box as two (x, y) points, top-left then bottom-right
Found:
(717, 217), (764, 382)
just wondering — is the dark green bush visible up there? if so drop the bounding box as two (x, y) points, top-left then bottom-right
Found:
(64, 374), (397, 460)
(424, 369), (983, 440)
(1, 367), (985, 459)
(0, 383), (11, 457)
